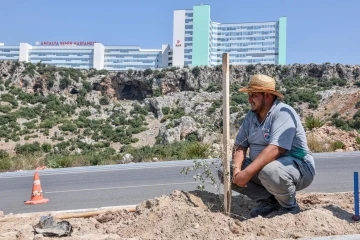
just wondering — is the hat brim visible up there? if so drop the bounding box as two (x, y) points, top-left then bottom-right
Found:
(238, 87), (284, 100)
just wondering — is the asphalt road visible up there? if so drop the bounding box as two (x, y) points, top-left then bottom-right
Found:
(0, 152), (359, 215)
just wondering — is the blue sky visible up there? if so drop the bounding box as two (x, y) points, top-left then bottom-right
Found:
(0, 0), (359, 64)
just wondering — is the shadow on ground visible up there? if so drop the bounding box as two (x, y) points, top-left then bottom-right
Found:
(189, 190), (356, 222)
(189, 190), (256, 220)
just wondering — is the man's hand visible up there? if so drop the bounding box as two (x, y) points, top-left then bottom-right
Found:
(232, 169), (252, 187)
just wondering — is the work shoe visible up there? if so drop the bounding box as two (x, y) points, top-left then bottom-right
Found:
(250, 195), (281, 218)
(277, 202), (301, 215)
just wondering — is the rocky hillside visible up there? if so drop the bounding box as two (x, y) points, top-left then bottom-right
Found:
(0, 60), (359, 169)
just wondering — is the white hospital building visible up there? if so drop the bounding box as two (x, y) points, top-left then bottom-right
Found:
(0, 5), (286, 70)
(0, 42), (172, 70)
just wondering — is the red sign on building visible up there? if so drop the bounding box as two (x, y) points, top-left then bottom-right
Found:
(175, 40), (181, 47)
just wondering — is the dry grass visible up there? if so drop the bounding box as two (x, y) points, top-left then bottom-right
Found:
(307, 133), (346, 152)
(8, 153), (46, 171)
(307, 133), (332, 153)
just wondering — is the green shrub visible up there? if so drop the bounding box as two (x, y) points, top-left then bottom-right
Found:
(230, 106), (241, 114)
(4, 79), (11, 88)
(131, 104), (149, 115)
(162, 107), (170, 115)
(246, 65), (255, 73)
(354, 69), (360, 78)
(128, 115), (146, 128)
(353, 110), (360, 119)
(79, 110), (92, 117)
(305, 116), (324, 130)
(99, 97), (110, 105)
(0, 157), (11, 171)
(1, 93), (18, 107)
(76, 96), (91, 107)
(0, 105), (12, 113)
(154, 71), (165, 78)
(22, 63), (36, 76)
(0, 115), (17, 125)
(331, 112), (340, 118)
(41, 143), (52, 153)
(181, 142), (210, 160)
(14, 107), (38, 119)
(230, 93), (248, 105)
(330, 141), (344, 150)
(206, 83), (221, 92)
(54, 141), (70, 152)
(172, 107), (185, 119)
(350, 119), (360, 129)
(46, 77), (55, 90)
(331, 78), (347, 86)
(46, 154), (74, 168)
(185, 133), (198, 142)
(97, 69), (108, 75)
(143, 68), (153, 76)
(0, 150), (9, 159)
(128, 126), (148, 134)
(168, 67), (179, 72)
(23, 121), (37, 129)
(215, 65), (222, 71)
(93, 141), (110, 148)
(153, 89), (162, 97)
(59, 77), (71, 90)
(331, 118), (349, 130)
(15, 142), (41, 154)
(354, 81), (360, 87)
(40, 119), (56, 129)
(60, 122), (77, 132)
(45, 97), (76, 115)
(192, 66), (201, 78)
(207, 100), (222, 114)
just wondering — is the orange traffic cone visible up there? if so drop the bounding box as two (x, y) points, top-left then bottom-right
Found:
(24, 171), (49, 205)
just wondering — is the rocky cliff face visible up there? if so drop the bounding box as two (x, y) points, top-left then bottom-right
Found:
(111, 63), (360, 99)
(1, 61), (359, 101)
(1, 60), (360, 157)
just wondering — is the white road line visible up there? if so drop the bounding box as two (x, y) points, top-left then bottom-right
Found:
(45, 181), (201, 194)
(0, 160), (219, 179)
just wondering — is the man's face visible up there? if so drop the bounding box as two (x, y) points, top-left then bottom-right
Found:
(248, 92), (265, 113)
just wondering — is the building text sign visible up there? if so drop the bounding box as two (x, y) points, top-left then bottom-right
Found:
(36, 41), (97, 46)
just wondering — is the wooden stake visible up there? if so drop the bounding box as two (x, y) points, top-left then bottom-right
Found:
(222, 53), (231, 215)
(54, 206), (136, 220)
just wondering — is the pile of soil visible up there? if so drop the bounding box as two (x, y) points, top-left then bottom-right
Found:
(0, 190), (359, 240)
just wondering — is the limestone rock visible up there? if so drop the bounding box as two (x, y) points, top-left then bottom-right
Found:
(122, 153), (134, 164)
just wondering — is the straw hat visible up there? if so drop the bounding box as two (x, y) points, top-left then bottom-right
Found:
(238, 74), (284, 100)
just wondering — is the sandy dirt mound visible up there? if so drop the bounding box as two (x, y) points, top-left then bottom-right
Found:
(0, 191), (359, 240)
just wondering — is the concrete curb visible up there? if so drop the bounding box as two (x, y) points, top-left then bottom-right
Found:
(299, 235), (360, 240)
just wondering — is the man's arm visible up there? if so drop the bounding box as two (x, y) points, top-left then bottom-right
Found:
(244, 144), (285, 176)
(233, 144), (285, 187)
(232, 144), (247, 175)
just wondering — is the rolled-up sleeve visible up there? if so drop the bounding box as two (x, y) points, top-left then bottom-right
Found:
(235, 114), (250, 148)
(269, 111), (296, 150)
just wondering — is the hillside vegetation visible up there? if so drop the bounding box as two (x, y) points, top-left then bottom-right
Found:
(0, 60), (360, 171)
